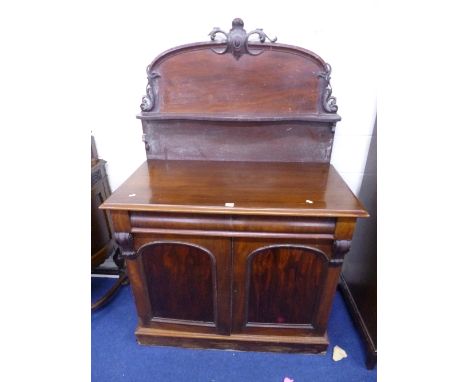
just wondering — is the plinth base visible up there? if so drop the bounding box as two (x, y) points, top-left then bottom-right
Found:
(135, 326), (329, 354)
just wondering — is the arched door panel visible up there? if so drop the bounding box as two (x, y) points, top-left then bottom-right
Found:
(232, 238), (332, 335)
(140, 242), (215, 323)
(247, 246), (326, 324)
(128, 234), (232, 335)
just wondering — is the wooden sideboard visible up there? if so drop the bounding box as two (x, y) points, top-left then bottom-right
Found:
(101, 18), (368, 353)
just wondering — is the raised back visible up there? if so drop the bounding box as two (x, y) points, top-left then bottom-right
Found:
(138, 18), (340, 163)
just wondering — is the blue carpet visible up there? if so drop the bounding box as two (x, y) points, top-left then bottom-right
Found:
(92, 277), (377, 381)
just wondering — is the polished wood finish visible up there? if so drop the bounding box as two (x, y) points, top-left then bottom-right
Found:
(141, 242), (215, 322)
(246, 247), (324, 325)
(138, 20), (340, 164)
(135, 326), (329, 354)
(232, 239), (332, 336)
(130, 212), (336, 234)
(101, 19), (368, 353)
(139, 43), (334, 116)
(101, 160), (367, 218)
(128, 233), (232, 335)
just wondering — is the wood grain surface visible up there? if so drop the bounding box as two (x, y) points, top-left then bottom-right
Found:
(246, 246), (327, 324)
(142, 42), (330, 115)
(140, 242), (215, 323)
(101, 160), (368, 217)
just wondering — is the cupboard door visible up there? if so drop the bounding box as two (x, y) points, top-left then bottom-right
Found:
(232, 238), (333, 335)
(128, 234), (231, 334)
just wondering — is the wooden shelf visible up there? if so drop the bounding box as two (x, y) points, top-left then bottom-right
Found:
(136, 112), (341, 123)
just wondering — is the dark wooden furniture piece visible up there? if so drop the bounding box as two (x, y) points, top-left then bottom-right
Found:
(101, 19), (368, 353)
(340, 124), (377, 368)
(92, 136), (117, 269)
(91, 136), (127, 310)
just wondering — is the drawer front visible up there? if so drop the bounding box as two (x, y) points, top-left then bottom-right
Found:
(130, 211), (336, 238)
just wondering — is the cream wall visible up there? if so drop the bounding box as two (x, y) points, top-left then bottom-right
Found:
(89, 1), (376, 195)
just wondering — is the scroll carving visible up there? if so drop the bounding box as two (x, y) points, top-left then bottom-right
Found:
(319, 63), (338, 113)
(329, 240), (351, 266)
(114, 232), (136, 259)
(140, 70), (161, 112)
(208, 18), (277, 60)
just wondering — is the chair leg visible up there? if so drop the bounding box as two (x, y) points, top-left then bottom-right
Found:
(92, 273), (128, 311)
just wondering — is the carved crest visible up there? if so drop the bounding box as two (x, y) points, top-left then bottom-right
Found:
(319, 63), (338, 113)
(208, 18), (277, 60)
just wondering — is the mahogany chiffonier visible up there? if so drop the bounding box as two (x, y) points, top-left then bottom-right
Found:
(101, 18), (368, 354)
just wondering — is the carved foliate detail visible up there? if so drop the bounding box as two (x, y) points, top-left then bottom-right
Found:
(114, 232), (136, 259)
(140, 70), (161, 112)
(329, 240), (351, 267)
(208, 18), (277, 60)
(319, 63), (338, 113)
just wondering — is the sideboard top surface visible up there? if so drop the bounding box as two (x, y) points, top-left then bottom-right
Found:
(101, 160), (368, 218)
